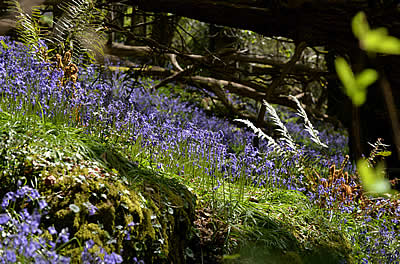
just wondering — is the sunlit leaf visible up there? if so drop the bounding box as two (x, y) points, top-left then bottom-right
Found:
(356, 69), (378, 89)
(362, 28), (400, 54)
(352, 11), (369, 39)
(361, 28), (384, 50)
(373, 35), (400, 54)
(357, 159), (391, 195)
(335, 57), (379, 106)
(376, 151), (392, 157)
(352, 90), (366, 106)
(335, 57), (356, 95)
(353, 12), (400, 55)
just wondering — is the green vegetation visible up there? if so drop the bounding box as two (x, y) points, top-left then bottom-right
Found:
(0, 112), (196, 263)
(0, 5), (399, 263)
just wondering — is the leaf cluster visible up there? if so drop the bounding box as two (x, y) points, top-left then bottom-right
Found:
(6, 0), (44, 56)
(7, 0), (107, 65)
(49, 0), (107, 64)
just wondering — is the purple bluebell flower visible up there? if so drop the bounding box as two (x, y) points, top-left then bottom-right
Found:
(0, 213), (10, 224)
(88, 205), (98, 216)
(38, 199), (48, 210)
(2, 192), (15, 209)
(85, 239), (95, 249)
(58, 228), (70, 244)
(5, 250), (16, 262)
(48, 226), (57, 235)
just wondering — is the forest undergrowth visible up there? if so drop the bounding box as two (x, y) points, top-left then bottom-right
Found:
(0, 38), (399, 263)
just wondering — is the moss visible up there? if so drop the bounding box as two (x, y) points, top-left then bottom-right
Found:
(137, 172), (197, 264)
(302, 229), (353, 264)
(35, 154), (196, 263)
(75, 223), (109, 246)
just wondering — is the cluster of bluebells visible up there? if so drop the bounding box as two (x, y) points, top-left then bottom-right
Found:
(0, 183), (128, 263)
(81, 240), (123, 264)
(0, 183), (70, 263)
(351, 199), (400, 263)
(0, 37), (399, 263)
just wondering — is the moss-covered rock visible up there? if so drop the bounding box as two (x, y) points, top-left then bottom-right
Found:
(37, 155), (196, 263)
(0, 115), (197, 263)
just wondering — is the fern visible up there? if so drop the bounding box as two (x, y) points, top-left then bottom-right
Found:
(234, 118), (283, 152)
(263, 100), (297, 151)
(235, 97), (328, 162)
(289, 95), (328, 148)
(7, 0), (45, 56)
(49, 0), (107, 64)
(8, 0), (107, 65)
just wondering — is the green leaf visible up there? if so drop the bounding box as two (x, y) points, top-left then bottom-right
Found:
(351, 90), (366, 106)
(362, 27), (400, 54)
(376, 151), (392, 157)
(335, 57), (379, 106)
(353, 12), (400, 55)
(335, 57), (356, 95)
(357, 159), (391, 195)
(355, 69), (378, 89)
(373, 35), (400, 54)
(361, 28), (387, 51)
(352, 11), (369, 39)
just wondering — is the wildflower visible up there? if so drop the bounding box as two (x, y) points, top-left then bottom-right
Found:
(25, 241), (40, 257)
(58, 228), (70, 243)
(0, 213), (10, 225)
(124, 230), (131, 241)
(128, 221), (138, 227)
(88, 205), (98, 216)
(85, 239), (95, 249)
(5, 250), (16, 262)
(38, 199), (48, 210)
(1, 192), (15, 209)
(104, 252), (123, 264)
(48, 226), (57, 235)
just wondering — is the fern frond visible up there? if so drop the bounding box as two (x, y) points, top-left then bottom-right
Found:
(263, 100), (297, 151)
(234, 118), (282, 152)
(289, 95), (328, 148)
(7, 0), (45, 54)
(49, 0), (107, 64)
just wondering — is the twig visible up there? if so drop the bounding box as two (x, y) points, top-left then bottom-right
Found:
(151, 66), (193, 90)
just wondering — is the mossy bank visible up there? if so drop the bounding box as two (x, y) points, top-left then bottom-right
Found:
(0, 112), (353, 263)
(0, 112), (196, 263)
